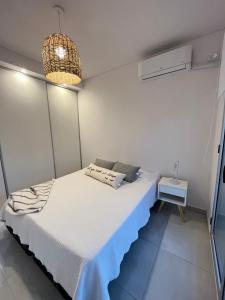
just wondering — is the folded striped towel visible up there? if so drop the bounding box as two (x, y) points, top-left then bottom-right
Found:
(8, 179), (55, 215)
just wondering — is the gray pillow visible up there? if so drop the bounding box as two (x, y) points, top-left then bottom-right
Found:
(112, 162), (140, 183)
(95, 158), (115, 170)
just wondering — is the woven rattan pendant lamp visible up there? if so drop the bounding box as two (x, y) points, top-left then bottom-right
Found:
(42, 5), (82, 85)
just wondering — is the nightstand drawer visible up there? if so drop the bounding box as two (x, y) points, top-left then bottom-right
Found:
(159, 184), (186, 198)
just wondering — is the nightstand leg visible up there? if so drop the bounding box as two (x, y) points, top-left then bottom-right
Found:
(178, 206), (185, 222)
(158, 201), (165, 213)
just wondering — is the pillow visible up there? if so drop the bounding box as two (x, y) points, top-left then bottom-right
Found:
(85, 163), (126, 189)
(112, 162), (140, 183)
(95, 158), (115, 170)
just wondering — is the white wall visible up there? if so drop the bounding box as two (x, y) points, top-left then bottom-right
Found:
(209, 33), (225, 221)
(0, 45), (42, 74)
(0, 156), (6, 207)
(218, 33), (225, 98)
(78, 32), (224, 211)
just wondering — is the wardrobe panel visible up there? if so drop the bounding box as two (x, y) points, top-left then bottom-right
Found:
(0, 69), (55, 193)
(47, 84), (81, 177)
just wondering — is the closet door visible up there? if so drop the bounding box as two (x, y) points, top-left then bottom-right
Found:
(47, 84), (81, 177)
(0, 69), (55, 193)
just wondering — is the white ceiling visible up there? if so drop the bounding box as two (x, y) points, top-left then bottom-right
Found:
(0, 0), (225, 79)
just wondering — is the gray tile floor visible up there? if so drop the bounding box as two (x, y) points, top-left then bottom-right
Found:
(144, 209), (216, 300)
(0, 204), (216, 300)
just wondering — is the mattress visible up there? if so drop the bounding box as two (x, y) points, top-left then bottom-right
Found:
(2, 168), (159, 300)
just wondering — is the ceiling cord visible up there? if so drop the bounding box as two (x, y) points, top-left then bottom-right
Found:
(57, 8), (62, 33)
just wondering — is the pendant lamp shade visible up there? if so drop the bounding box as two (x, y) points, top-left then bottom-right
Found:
(42, 33), (82, 85)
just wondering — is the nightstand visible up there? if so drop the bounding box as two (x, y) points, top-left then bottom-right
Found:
(158, 177), (188, 222)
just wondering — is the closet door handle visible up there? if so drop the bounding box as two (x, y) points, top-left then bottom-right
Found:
(223, 165), (225, 183)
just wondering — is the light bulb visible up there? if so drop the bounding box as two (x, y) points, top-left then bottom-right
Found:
(55, 46), (66, 59)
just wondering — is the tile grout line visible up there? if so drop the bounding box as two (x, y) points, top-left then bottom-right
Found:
(141, 247), (163, 300)
(159, 245), (214, 275)
(143, 208), (216, 300)
(139, 236), (161, 247)
(115, 210), (171, 299)
(141, 213), (171, 300)
(160, 212), (213, 275)
(116, 282), (138, 300)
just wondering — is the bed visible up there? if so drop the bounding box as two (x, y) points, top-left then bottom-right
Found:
(2, 168), (159, 300)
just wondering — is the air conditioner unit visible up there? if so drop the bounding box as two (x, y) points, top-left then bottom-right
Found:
(138, 45), (192, 80)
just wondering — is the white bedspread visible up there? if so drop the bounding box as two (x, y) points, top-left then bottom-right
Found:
(3, 169), (159, 300)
